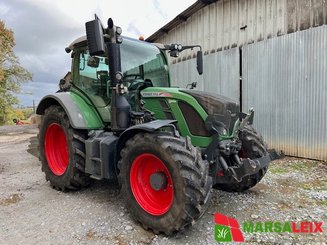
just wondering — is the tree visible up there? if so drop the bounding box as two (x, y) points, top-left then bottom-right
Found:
(0, 20), (32, 125)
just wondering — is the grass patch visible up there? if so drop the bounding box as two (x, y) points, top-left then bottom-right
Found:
(270, 159), (320, 175)
(269, 166), (289, 174)
(317, 200), (327, 206)
(300, 179), (327, 191)
(286, 161), (318, 171)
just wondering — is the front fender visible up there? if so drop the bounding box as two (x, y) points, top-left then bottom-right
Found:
(36, 92), (104, 129)
(116, 119), (176, 155)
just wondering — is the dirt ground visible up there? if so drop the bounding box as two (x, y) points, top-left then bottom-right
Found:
(0, 125), (326, 244)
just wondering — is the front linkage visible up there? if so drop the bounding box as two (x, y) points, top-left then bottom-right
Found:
(204, 108), (277, 186)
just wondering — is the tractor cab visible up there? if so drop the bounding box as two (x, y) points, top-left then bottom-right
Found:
(66, 36), (170, 120)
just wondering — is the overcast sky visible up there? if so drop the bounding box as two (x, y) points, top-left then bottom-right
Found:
(0, 0), (196, 106)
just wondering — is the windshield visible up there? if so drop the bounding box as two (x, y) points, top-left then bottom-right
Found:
(121, 38), (169, 87)
(76, 38), (169, 88)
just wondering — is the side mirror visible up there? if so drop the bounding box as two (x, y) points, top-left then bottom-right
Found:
(87, 56), (100, 68)
(85, 19), (105, 56)
(196, 50), (203, 75)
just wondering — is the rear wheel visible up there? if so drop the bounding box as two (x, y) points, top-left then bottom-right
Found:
(214, 125), (269, 192)
(118, 133), (212, 234)
(38, 105), (91, 191)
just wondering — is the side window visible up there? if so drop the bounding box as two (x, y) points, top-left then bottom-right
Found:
(143, 54), (168, 87)
(76, 50), (110, 107)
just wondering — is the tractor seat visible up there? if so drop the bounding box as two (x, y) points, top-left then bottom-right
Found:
(128, 78), (153, 91)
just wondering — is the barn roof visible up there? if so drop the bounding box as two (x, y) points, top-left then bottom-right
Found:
(146, 0), (218, 42)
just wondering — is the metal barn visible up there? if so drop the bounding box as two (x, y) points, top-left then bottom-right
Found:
(146, 0), (327, 160)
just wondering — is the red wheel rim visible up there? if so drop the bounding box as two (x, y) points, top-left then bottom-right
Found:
(45, 123), (69, 176)
(130, 153), (174, 216)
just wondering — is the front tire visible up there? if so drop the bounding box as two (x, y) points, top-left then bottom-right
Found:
(118, 133), (212, 234)
(38, 105), (91, 191)
(214, 125), (269, 192)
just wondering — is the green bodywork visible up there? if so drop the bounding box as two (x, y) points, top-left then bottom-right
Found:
(36, 90), (104, 129)
(141, 87), (239, 148)
(141, 87), (211, 147)
(68, 89), (104, 128)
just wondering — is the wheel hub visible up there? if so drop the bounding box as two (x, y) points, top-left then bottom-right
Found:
(149, 172), (167, 191)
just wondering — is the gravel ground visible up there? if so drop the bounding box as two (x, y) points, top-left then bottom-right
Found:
(0, 125), (326, 244)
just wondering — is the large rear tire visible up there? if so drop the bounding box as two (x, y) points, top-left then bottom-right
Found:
(38, 105), (91, 191)
(118, 133), (212, 235)
(214, 125), (269, 192)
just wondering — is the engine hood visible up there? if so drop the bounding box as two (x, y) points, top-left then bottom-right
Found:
(180, 90), (240, 115)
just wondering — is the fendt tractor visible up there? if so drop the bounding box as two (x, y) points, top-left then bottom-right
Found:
(34, 17), (275, 234)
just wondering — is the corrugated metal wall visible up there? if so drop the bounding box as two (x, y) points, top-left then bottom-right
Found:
(170, 48), (240, 101)
(242, 25), (327, 160)
(158, 0), (288, 61)
(156, 0), (327, 63)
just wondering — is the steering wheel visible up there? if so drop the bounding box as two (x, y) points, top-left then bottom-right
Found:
(123, 74), (143, 90)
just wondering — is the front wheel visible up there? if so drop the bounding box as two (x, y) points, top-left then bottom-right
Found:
(38, 105), (91, 191)
(118, 133), (212, 234)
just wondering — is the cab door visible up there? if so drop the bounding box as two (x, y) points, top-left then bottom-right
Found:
(73, 49), (112, 123)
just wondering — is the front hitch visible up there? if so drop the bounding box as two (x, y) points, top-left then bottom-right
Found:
(205, 107), (280, 184)
(224, 154), (271, 183)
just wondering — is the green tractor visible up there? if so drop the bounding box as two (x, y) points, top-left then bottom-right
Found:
(36, 17), (273, 234)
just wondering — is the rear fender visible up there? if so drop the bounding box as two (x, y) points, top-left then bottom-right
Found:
(36, 92), (104, 129)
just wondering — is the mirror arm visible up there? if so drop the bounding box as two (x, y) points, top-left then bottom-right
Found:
(163, 44), (202, 52)
(162, 43), (203, 75)
(181, 45), (202, 52)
